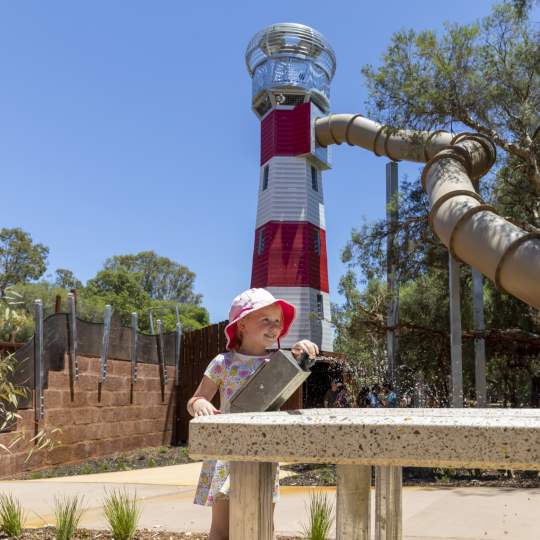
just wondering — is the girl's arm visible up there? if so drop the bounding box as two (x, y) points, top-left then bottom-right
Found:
(187, 375), (220, 417)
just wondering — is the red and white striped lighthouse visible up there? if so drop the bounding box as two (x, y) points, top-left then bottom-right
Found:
(245, 24), (336, 351)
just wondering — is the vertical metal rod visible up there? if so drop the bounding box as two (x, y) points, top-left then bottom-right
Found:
(33, 299), (44, 422)
(449, 254), (463, 408)
(175, 304), (180, 326)
(175, 322), (182, 386)
(68, 292), (79, 382)
(472, 268), (487, 407)
(157, 319), (168, 384)
(386, 161), (399, 385)
(149, 310), (155, 335)
(99, 305), (113, 383)
(131, 312), (138, 384)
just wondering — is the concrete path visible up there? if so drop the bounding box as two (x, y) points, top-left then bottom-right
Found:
(0, 463), (538, 539)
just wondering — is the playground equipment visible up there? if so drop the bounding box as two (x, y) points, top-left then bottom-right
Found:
(229, 350), (314, 413)
(190, 22), (540, 540)
(190, 408), (540, 539)
(245, 23), (336, 351)
(245, 24), (540, 354)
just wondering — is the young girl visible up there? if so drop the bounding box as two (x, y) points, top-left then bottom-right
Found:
(187, 287), (319, 540)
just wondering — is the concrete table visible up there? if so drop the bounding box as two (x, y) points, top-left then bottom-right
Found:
(189, 408), (540, 540)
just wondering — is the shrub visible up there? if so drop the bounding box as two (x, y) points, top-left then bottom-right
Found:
(103, 488), (140, 540)
(301, 490), (334, 540)
(54, 495), (84, 540)
(0, 493), (25, 537)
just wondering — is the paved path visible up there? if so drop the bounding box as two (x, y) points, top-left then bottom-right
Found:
(0, 463), (538, 539)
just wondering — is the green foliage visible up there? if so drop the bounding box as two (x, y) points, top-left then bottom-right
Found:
(0, 227), (49, 296)
(363, 0), (540, 190)
(83, 267), (151, 326)
(0, 493), (25, 536)
(335, 0), (540, 406)
(54, 268), (82, 290)
(103, 489), (140, 540)
(301, 491), (334, 540)
(104, 251), (202, 305)
(54, 495), (84, 540)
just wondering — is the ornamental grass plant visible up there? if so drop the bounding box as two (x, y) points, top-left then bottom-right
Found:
(103, 488), (140, 540)
(0, 492), (26, 537)
(301, 491), (334, 540)
(54, 495), (84, 540)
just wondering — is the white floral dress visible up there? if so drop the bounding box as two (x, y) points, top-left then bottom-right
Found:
(193, 351), (280, 506)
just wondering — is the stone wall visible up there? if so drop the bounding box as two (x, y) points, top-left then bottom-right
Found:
(0, 355), (175, 478)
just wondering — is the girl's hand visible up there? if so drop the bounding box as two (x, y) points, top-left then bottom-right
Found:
(291, 339), (319, 360)
(192, 398), (221, 417)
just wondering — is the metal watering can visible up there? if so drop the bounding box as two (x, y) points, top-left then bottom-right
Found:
(229, 350), (315, 413)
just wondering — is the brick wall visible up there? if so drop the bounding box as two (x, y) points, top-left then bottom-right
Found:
(0, 355), (175, 478)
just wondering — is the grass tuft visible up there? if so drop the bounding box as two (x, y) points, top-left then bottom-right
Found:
(0, 492), (26, 537)
(54, 495), (84, 540)
(103, 488), (140, 540)
(301, 490), (334, 540)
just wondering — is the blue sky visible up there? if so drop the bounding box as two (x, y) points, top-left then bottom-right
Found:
(0, 1), (512, 322)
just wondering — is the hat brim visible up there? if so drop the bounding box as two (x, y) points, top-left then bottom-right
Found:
(225, 299), (296, 351)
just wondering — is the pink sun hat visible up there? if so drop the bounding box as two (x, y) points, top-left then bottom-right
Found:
(225, 288), (296, 351)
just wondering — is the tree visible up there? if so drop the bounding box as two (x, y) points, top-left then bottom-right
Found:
(0, 228), (49, 295)
(83, 267), (151, 325)
(362, 1), (540, 190)
(54, 268), (82, 290)
(335, 0), (540, 405)
(103, 251), (202, 305)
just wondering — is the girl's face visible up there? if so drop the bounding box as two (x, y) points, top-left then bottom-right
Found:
(238, 303), (283, 352)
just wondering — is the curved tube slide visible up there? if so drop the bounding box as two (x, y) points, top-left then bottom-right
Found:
(315, 114), (540, 309)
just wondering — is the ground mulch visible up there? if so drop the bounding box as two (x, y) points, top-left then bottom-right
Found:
(280, 463), (540, 488)
(0, 530), (302, 539)
(9, 446), (194, 481)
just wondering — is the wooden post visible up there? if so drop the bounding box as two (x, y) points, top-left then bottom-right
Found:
(375, 466), (402, 540)
(336, 464), (371, 540)
(449, 254), (463, 408)
(472, 268), (487, 407)
(229, 461), (275, 540)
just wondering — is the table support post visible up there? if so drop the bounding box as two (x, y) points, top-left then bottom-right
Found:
(336, 464), (371, 540)
(230, 461), (275, 540)
(375, 465), (402, 540)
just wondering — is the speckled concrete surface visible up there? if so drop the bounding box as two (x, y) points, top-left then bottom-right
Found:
(189, 408), (540, 470)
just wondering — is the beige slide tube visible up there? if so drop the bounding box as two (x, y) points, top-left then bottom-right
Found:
(315, 114), (540, 310)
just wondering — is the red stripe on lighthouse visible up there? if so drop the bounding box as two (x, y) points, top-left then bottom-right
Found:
(251, 221), (329, 292)
(260, 103), (311, 165)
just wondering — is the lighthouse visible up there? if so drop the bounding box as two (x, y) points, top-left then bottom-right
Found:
(245, 24), (336, 351)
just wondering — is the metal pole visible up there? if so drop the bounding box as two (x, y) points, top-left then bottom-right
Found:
(157, 319), (168, 385)
(472, 268), (487, 407)
(149, 310), (155, 335)
(34, 299), (44, 422)
(449, 254), (463, 408)
(99, 305), (113, 383)
(131, 312), (138, 384)
(68, 292), (79, 382)
(175, 304), (180, 326)
(386, 162), (399, 385)
(175, 322), (182, 386)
